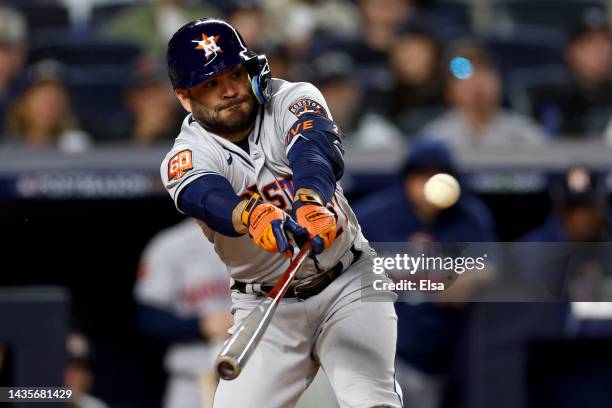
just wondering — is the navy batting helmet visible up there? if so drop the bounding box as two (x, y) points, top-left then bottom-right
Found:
(167, 18), (271, 103)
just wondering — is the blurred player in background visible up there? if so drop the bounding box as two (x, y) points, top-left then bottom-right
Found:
(354, 140), (495, 243)
(135, 218), (233, 408)
(522, 166), (612, 242)
(354, 140), (495, 408)
(65, 332), (109, 408)
(137, 218), (340, 407)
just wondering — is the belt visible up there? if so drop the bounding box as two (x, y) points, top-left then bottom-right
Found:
(231, 245), (362, 301)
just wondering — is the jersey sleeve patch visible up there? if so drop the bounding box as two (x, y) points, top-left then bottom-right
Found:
(167, 149), (194, 181)
(288, 97), (328, 118)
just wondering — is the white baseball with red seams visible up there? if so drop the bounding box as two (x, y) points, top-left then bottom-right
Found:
(424, 173), (461, 209)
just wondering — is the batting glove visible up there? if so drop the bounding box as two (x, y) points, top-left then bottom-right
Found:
(291, 193), (337, 255)
(241, 193), (305, 257)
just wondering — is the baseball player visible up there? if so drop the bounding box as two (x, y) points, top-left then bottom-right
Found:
(135, 218), (233, 408)
(160, 18), (402, 408)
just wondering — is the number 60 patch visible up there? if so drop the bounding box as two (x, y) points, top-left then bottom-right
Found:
(168, 149), (193, 180)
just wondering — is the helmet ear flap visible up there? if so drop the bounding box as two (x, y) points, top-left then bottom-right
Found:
(251, 75), (265, 104)
(248, 55), (271, 104)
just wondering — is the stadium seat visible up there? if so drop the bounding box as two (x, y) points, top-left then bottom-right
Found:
(14, 3), (70, 33)
(65, 65), (135, 142)
(480, 31), (565, 80)
(397, 106), (447, 136)
(90, 2), (141, 28)
(29, 29), (141, 66)
(429, 0), (471, 30)
(24, 28), (141, 141)
(583, 106), (612, 135)
(507, 64), (570, 116)
(493, 0), (607, 37)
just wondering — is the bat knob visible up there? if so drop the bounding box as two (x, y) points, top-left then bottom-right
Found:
(215, 356), (241, 381)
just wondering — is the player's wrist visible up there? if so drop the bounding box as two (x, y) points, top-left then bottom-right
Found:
(240, 193), (263, 227)
(293, 188), (323, 205)
(232, 200), (249, 234)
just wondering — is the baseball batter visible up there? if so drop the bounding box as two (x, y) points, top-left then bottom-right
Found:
(161, 18), (402, 408)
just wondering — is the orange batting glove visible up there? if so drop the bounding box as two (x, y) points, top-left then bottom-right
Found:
(241, 193), (305, 257)
(291, 193), (337, 255)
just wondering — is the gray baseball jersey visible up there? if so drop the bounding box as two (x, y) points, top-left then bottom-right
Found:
(160, 78), (401, 408)
(135, 219), (230, 379)
(160, 78), (367, 284)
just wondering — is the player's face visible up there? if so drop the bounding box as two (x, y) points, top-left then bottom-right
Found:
(448, 65), (501, 115)
(182, 64), (258, 137)
(561, 204), (605, 241)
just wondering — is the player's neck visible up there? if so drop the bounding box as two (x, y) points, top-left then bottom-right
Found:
(216, 125), (254, 143)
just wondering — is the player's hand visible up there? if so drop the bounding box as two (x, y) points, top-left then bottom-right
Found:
(241, 193), (305, 257)
(292, 193), (337, 255)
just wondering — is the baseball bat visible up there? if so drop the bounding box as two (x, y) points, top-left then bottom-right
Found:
(214, 242), (312, 380)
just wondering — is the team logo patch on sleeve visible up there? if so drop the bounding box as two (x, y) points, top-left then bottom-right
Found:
(288, 98), (328, 118)
(168, 149), (193, 181)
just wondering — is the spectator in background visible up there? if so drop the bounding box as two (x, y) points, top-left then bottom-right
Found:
(263, 42), (293, 81)
(310, 50), (403, 149)
(58, 0), (140, 26)
(522, 166), (612, 242)
(531, 9), (612, 136)
(226, 1), (270, 52)
(135, 218), (233, 408)
(518, 166), (612, 301)
(4, 61), (91, 153)
(342, 0), (413, 115)
(519, 167), (612, 351)
(421, 43), (548, 148)
(263, 0), (361, 59)
(354, 140), (495, 245)
(0, 7), (28, 137)
(103, 0), (220, 60)
(125, 61), (180, 145)
(353, 141), (495, 408)
(390, 28), (444, 135)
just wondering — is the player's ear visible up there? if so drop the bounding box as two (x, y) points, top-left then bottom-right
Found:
(175, 89), (192, 113)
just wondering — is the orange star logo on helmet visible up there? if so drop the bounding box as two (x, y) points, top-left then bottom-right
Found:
(192, 33), (223, 63)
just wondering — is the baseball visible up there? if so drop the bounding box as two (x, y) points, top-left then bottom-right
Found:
(424, 173), (461, 209)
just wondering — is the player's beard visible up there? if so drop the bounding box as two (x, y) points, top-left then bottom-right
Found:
(190, 93), (258, 136)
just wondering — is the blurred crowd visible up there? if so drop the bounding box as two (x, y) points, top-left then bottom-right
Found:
(0, 0), (610, 153)
(1, 1), (612, 407)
